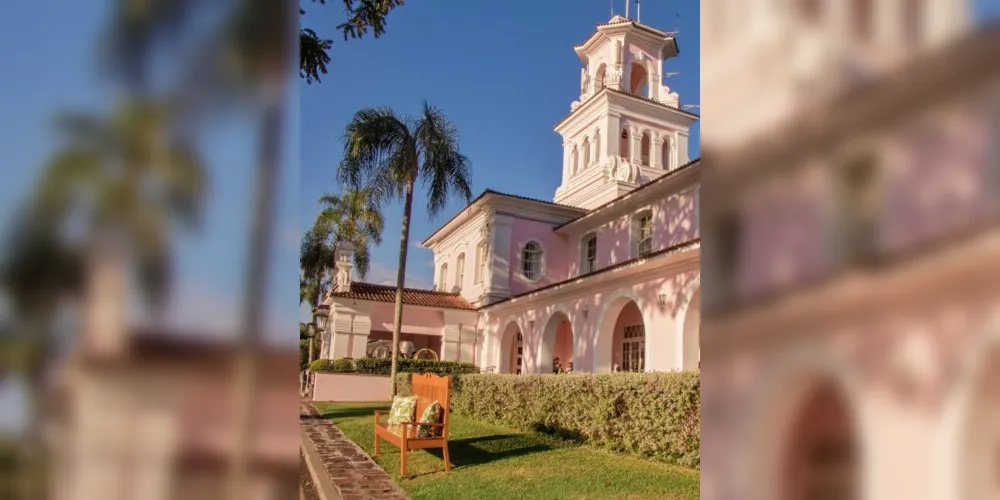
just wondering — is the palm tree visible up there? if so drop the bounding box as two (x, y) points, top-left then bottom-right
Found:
(338, 101), (472, 397)
(1, 97), (204, 499)
(301, 188), (384, 366)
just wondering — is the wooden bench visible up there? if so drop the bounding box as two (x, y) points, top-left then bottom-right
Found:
(373, 373), (451, 476)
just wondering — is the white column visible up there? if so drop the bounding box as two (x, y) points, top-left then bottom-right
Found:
(442, 324), (460, 362)
(630, 126), (642, 164)
(652, 135), (665, 169)
(488, 214), (514, 300)
(606, 114), (622, 158)
(459, 325), (477, 363)
(328, 303), (371, 359)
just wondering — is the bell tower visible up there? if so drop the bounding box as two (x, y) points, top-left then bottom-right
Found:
(553, 15), (698, 210)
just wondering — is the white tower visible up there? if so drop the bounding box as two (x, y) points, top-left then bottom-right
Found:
(701, 0), (971, 151)
(553, 15), (698, 210)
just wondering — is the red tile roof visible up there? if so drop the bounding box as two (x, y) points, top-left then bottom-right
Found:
(330, 282), (477, 310)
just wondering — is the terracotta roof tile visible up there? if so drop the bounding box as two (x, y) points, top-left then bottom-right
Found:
(330, 282), (477, 310)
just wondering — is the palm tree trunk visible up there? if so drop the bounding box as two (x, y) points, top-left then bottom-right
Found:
(389, 177), (415, 398)
(226, 88), (283, 500)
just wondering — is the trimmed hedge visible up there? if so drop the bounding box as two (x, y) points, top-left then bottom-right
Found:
(395, 371), (700, 468)
(310, 358), (479, 377)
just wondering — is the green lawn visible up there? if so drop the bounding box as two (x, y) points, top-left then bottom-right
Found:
(315, 402), (700, 500)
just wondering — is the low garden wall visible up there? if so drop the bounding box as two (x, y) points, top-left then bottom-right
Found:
(312, 372), (391, 402)
(309, 358), (479, 402)
(395, 371), (701, 468)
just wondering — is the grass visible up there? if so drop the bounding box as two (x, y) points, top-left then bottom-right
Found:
(315, 402), (700, 500)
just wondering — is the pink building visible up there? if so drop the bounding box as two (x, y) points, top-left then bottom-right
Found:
(317, 15), (701, 375)
(699, 2), (998, 500)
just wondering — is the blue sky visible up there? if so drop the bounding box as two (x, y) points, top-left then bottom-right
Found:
(299, 0), (702, 321)
(0, 1), (301, 344)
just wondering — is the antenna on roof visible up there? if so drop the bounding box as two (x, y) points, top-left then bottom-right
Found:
(624, 0), (629, 20)
(636, 0), (641, 23)
(682, 104), (700, 111)
(610, 0), (614, 17)
(664, 71), (680, 78)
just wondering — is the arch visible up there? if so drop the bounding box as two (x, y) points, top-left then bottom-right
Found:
(619, 127), (630, 160)
(582, 136), (591, 169)
(497, 318), (525, 374)
(594, 129), (602, 161)
(938, 315), (1000, 500)
(594, 63), (607, 93)
(640, 131), (651, 166)
(538, 308), (575, 374)
(629, 62), (648, 97)
(676, 276), (701, 370)
(571, 144), (579, 175)
(737, 346), (871, 500)
(594, 288), (649, 372)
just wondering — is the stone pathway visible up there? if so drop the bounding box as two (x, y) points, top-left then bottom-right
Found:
(301, 403), (409, 500)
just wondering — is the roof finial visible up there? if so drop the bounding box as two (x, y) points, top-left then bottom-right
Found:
(624, 0), (629, 20)
(636, 0), (641, 23)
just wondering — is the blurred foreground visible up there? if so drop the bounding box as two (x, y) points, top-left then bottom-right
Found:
(701, 1), (1000, 499)
(0, 0), (299, 499)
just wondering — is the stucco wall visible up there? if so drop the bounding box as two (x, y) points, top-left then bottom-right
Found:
(508, 218), (570, 296)
(312, 373), (391, 402)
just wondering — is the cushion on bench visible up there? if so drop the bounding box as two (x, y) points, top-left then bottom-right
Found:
(416, 400), (443, 438)
(386, 395), (417, 435)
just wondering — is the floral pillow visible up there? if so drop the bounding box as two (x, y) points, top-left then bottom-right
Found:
(386, 395), (417, 435)
(416, 400), (443, 438)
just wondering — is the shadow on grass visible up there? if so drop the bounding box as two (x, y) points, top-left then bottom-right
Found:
(420, 434), (554, 468)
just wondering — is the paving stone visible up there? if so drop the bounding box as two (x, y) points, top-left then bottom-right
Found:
(301, 403), (410, 500)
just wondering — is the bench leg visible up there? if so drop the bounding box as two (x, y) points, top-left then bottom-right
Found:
(373, 433), (380, 457)
(400, 439), (408, 477)
(442, 442), (451, 472)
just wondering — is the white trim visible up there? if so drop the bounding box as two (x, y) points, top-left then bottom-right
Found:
(734, 343), (874, 500)
(537, 306), (577, 374)
(936, 311), (1000, 500)
(592, 287), (649, 372)
(674, 274), (701, 370)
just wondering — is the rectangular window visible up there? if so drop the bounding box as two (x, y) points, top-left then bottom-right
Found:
(582, 235), (597, 274)
(637, 214), (653, 257)
(456, 254), (465, 290)
(621, 325), (645, 372)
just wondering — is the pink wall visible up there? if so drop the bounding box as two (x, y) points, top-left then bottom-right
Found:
(734, 95), (996, 299)
(508, 218), (571, 296)
(369, 302), (444, 335)
(312, 373), (390, 402)
(564, 187), (700, 277)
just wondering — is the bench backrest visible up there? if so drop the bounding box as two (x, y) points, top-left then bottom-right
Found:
(411, 373), (451, 439)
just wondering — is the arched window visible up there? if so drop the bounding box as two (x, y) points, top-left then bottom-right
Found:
(594, 129), (602, 161)
(633, 211), (653, 257)
(438, 263), (448, 291)
(521, 241), (543, 281)
(594, 64), (607, 93)
(661, 137), (671, 170)
(571, 145), (579, 175)
(455, 253), (465, 291)
(620, 128), (630, 160)
(581, 233), (597, 274)
(640, 132), (651, 166)
(474, 241), (487, 284)
(629, 62), (648, 97)
(582, 137), (591, 168)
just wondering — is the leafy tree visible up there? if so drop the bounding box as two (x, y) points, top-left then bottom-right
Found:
(300, 0), (406, 84)
(338, 101), (472, 397)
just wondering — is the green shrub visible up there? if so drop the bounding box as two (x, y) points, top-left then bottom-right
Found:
(308, 358), (354, 373)
(396, 371), (700, 468)
(312, 357), (478, 377)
